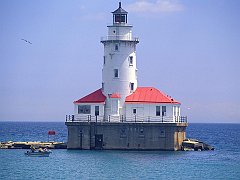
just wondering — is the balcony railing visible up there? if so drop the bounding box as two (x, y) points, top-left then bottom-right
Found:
(101, 35), (139, 42)
(65, 115), (187, 123)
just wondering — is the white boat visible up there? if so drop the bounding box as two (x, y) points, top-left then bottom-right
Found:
(25, 150), (52, 157)
(25, 146), (52, 157)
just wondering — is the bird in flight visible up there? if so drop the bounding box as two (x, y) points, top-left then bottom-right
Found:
(21, 39), (32, 44)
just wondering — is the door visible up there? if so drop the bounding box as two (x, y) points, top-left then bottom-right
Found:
(132, 107), (144, 121)
(95, 134), (103, 149)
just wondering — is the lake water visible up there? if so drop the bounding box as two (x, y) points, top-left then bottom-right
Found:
(0, 122), (240, 179)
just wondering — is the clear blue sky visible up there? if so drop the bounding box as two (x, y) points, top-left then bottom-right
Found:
(0, 0), (239, 123)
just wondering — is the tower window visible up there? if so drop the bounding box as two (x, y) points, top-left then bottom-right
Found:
(114, 69), (119, 78)
(130, 83), (134, 91)
(102, 82), (104, 91)
(115, 44), (119, 51)
(103, 56), (106, 65)
(129, 56), (133, 66)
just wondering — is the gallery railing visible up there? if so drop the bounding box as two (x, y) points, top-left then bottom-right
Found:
(101, 35), (139, 42)
(65, 115), (187, 123)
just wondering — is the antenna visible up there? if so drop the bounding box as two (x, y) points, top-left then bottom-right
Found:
(119, 2), (121, 8)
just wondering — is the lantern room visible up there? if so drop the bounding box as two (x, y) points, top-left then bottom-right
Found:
(112, 2), (128, 24)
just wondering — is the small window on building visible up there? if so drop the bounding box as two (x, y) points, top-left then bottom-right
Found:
(130, 83), (134, 91)
(156, 106), (161, 116)
(114, 69), (119, 78)
(102, 82), (104, 91)
(103, 56), (106, 65)
(162, 106), (166, 116)
(95, 106), (99, 116)
(115, 44), (119, 51)
(133, 109), (137, 114)
(129, 56), (133, 66)
(78, 105), (91, 114)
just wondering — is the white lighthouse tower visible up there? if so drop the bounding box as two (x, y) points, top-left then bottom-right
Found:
(101, 2), (139, 120)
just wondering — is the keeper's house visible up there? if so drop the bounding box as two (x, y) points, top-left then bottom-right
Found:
(65, 2), (187, 150)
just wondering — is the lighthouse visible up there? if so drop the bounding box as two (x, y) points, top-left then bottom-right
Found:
(101, 2), (139, 120)
(66, 2), (188, 151)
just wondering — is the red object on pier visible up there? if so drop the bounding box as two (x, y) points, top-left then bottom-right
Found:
(48, 130), (56, 135)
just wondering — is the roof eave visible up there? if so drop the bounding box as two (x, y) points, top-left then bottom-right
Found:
(125, 101), (181, 104)
(74, 101), (105, 104)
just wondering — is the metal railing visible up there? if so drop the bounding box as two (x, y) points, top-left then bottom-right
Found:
(66, 115), (187, 123)
(101, 35), (139, 42)
(65, 115), (104, 122)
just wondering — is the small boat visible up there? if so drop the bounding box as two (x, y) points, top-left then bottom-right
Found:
(25, 146), (52, 157)
(25, 150), (52, 157)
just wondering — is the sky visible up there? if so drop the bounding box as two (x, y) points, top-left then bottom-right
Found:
(0, 0), (239, 123)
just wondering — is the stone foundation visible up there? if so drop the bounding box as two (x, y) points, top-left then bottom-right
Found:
(65, 122), (187, 151)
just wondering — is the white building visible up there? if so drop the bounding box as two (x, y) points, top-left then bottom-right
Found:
(72, 2), (185, 123)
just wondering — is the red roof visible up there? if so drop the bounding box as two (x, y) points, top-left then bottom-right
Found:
(125, 87), (180, 104)
(110, 93), (121, 98)
(74, 89), (106, 103)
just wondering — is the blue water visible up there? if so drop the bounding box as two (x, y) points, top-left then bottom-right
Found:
(0, 122), (240, 179)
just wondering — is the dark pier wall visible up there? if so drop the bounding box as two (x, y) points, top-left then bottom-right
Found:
(65, 122), (187, 151)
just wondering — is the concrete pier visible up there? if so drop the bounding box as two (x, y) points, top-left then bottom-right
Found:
(0, 141), (67, 149)
(65, 122), (187, 151)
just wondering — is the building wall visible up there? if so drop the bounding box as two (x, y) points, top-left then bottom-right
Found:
(74, 103), (105, 122)
(65, 122), (187, 151)
(66, 123), (91, 149)
(125, 103), (181, 122)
